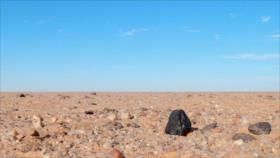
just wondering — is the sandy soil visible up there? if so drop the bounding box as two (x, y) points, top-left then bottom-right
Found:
(0, 92), (279, 158)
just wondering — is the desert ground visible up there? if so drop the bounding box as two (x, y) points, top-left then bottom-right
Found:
(0, 92), (279, 158)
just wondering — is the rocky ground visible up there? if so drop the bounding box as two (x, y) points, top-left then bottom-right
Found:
(0, 92), (279, 158)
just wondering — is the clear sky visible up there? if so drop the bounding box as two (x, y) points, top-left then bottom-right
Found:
(1, 1), (279, 92)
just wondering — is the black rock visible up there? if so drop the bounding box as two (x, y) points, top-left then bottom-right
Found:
(19, 94), (26, 97)
(201, 122), (218, 131)
(165, 109), (192, 136)
(84, 110), (94, 115)
(232, 133), (256, 143)
(248, 122), (272, 135)
(30, 130), (40, 137)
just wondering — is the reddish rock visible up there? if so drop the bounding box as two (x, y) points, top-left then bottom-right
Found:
(111, 149), (125, 158)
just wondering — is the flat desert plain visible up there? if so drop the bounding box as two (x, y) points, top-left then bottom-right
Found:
(0, 92), (279, 158)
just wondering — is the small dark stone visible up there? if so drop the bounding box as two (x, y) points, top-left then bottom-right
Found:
(191, 120), (197, 125)
(266, 95), (274, 99)
(91, 103), (97, 106)
(139, 107), (148, 111)
(84, 110), (94, 115)
(91, 92), (97, 95)
(58, 95), (70, 99)
(165, 109), (192, 136)
(201, 122), (218, 131)
(127, 122), (140, 128)
(248, 122), (272, 135)
(113, 122), (124, 130)
(105, 122), (124, 131)
(19, 94), (26, 97)
(232, 133), (256, 143)
(30, 130), (40, 137)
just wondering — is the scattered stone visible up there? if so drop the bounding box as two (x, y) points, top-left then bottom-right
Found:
(92, 127), (102, 135)
(127, 122), (140, 128)
(103, 108), (118, 113)
(103, 140), (119, 149)
(111, 149), (125, 158)
(11, 129), (19, 136)
(248, 122), (272, 135)
(201, 122), (217, 131)
(1, 93), (279, 157)
(91, 92), (97, 95)
(32, 115), (44, 129)
(58, 95), (70, 99)
(91, 102), (97, 105)
(266, 95), (274, 100)
(18, 93), (26, 97)
(233, 139), (244, 146)
(51, 117), (58, 123)
(106, 122), (124, 131)
(165, 109), (192, 136)
(11, 129), (19, 140)
(30, 130), (40, 137)
(107, 113), (117, 121)
(103, 141), (113, 149)
(119, 110), (133, 120)
(232, 133), (256, 143)
(84, 110), (94, 115)
(113, 122), (124, 130)
(139, 107), (148, 111)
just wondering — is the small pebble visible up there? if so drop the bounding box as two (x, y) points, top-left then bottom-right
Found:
(18, 94), (26, 97)
(248, 122), (272, 135)
(85, 110), (94, 115)
(119, 111), (133, 120)
(201, 122), (217, 131)
(232, 133), (256, 143)
(30, 130), (40, 137)
(234, 139), (244, 145)
(107, 113), (117, 121)
(32, 115), (43, 129)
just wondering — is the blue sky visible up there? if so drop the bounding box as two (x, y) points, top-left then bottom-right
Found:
(1, 1), (279, 91)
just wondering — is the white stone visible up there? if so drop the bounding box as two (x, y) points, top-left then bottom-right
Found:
(32, 115), (43, 129)
(119, 110), (133, 120)
(107, 113), (117, 121)
(234, 139), (244, 146)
